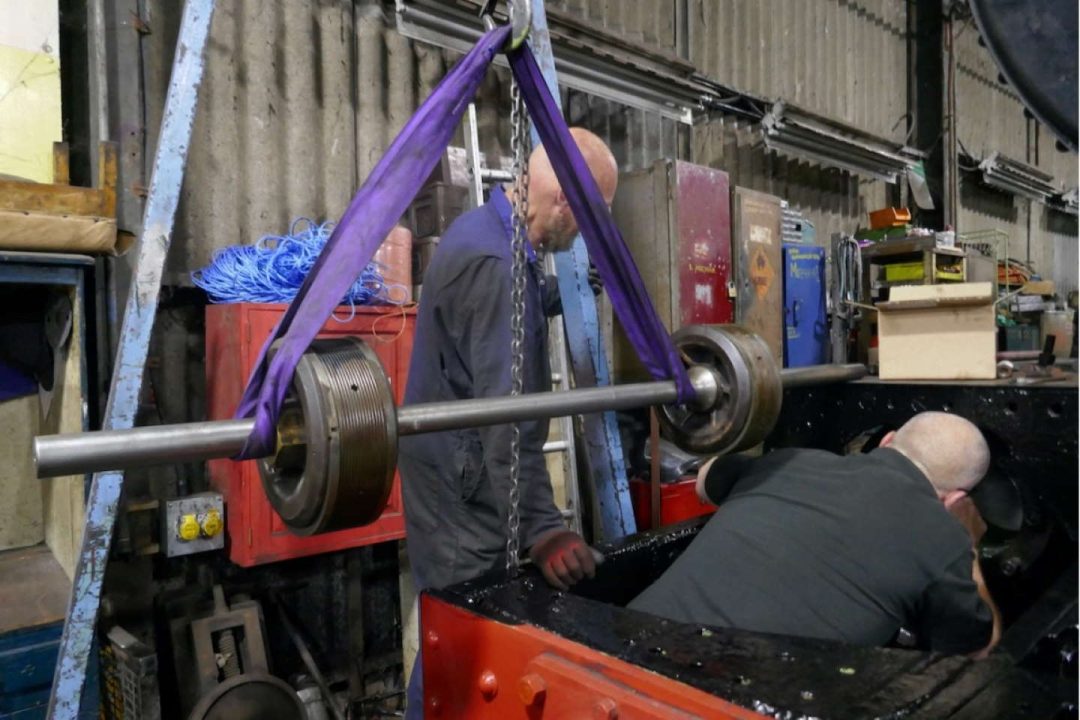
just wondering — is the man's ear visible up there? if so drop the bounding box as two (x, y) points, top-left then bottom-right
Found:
(879, 430), (897, 448)
(554, 188), (569, 208)
(942, 489), (967, 510)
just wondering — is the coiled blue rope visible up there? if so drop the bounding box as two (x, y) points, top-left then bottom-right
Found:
(192, 218), (408, 319)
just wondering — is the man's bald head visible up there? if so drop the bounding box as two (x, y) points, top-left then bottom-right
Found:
(885, 412), (990, 495)
(523, 127), (618, 251)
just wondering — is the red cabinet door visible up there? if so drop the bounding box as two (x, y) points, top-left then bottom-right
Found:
(206, 303), (415, 566)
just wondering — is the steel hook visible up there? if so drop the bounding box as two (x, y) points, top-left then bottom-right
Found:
(478, 0), (532, 50)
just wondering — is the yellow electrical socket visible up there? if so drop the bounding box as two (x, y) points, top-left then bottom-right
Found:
(200, 510), (223, 538)
(177, 514), (200, 542)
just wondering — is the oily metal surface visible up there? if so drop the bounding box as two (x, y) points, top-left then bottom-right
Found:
(259, 338), (397, 535)
(433, 520), (1069, 719)
(660, 324), (783, 454)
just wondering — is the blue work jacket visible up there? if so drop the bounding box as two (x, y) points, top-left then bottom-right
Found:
(399, 187), (565, 591)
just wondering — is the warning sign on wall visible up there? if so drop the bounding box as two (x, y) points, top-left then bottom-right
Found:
(748, 246), (775, 300)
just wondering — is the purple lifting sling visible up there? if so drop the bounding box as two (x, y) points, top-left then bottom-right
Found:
(235, 26), (693, 458)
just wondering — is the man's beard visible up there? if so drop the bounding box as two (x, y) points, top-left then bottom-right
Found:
(542, 215), (577, 252)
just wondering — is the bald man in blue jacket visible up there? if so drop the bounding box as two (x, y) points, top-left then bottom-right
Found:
(399, 128), (618, 717)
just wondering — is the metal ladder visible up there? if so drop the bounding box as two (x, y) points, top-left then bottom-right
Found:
(463, 103), (583, 535)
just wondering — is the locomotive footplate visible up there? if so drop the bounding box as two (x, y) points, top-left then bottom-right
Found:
(423, 378), (1078, 719)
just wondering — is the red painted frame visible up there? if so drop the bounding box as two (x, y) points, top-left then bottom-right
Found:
(421, 595), (767, 719)
(205, 303), (415, 566)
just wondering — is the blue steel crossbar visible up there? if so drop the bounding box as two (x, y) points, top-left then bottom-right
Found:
(526, 1), (637, 539)
(46, 1), (216, 716)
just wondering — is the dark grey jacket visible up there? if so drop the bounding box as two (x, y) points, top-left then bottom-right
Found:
(399, 188), (565, 591)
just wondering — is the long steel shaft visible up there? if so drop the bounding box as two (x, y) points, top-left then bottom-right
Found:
(34, 364), (866, 478)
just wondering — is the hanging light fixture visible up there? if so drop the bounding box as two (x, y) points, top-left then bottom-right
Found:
(976, 152), (1060, 201)
(761, 102), (922, 184)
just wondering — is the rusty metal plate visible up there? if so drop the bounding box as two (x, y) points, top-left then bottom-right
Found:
(732, 187), (784, 365)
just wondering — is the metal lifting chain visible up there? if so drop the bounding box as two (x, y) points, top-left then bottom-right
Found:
(506, 66), (531, 575)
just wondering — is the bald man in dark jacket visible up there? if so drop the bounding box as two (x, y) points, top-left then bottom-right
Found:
(399, 129), (619, 718)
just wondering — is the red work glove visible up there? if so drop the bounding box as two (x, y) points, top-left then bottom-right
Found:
(529, 529), (597, 591)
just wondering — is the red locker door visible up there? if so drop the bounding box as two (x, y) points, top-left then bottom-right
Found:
(206, 303), (415, 566)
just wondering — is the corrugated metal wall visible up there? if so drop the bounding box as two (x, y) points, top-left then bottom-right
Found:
(953, 17), (1078, 289)
(953, 25), (1027, 161)
(149, 0), (1072, 282)
(557, 0), (903, 249)
(690, 115), (887, 244)
(688, 0), (909, 141)
(548, 0), (678, 56)
(166, 1), (479, 275)
(160, 0), (685, 275)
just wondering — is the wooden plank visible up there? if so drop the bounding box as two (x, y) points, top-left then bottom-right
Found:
(0, 545), (69, 634)
(0, 180), (105, 217)
(0, 210), (119, 255)
(876, 297), (994, 311)
(52, 142), (69, 185)
(0, 141), (119, 219)
(97, 141), (118, 218)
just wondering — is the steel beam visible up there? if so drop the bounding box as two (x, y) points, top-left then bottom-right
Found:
(47, 1), (215, 716)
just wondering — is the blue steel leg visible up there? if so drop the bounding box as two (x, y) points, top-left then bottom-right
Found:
(526, 1), (636, 539)
(46, 1), (216, 716)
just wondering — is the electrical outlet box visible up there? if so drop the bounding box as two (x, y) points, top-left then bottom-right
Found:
(163, 492), (225, 557)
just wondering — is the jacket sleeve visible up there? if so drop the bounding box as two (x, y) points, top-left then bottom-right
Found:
(916, 548), (994, 654)
(459, 257), (566, 553)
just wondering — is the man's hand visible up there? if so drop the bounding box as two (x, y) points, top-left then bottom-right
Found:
(948, 496), (988, 546)
(588, 263), (603, 296)
(970, 556), (1002, 659)
(529, 529), (597, 591)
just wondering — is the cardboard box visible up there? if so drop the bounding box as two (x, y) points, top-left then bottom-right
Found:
(876, 282), (996, 380)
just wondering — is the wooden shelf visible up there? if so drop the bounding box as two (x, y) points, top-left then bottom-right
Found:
(0, 545), (69, 635)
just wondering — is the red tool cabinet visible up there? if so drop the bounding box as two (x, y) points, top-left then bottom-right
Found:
(206, 303), (415, 566)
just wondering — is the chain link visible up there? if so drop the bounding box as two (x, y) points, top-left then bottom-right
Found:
(505, 73), (531, 575)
